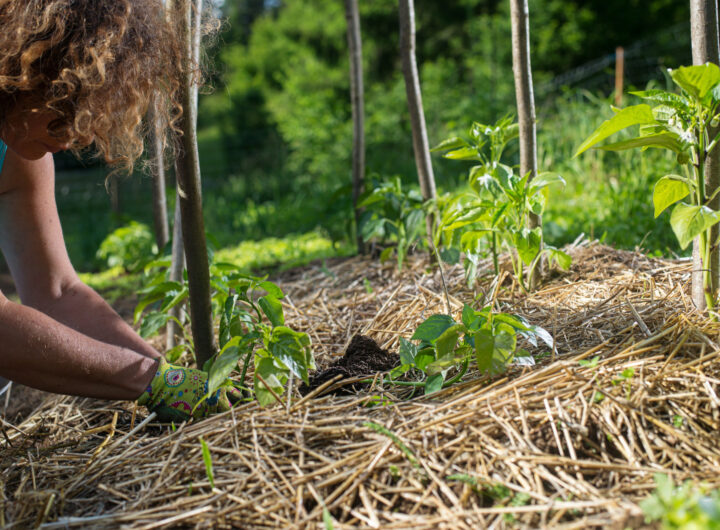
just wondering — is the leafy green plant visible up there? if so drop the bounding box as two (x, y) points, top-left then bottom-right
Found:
(641, 474), (720, 529)
(359, 177), (428, 269)
(577, 63), (720, 311)
(433, 116), (571, 289)
(389, 304), (553, 394)
(134, 256), (314, 407)
(96, 221), (156, 273)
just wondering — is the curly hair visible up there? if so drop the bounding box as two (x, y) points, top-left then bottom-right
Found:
(0, 0), (187, 172)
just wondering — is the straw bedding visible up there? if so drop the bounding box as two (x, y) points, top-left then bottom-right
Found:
(1, 241), (719, 528)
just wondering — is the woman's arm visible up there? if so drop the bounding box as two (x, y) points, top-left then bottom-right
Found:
(0, 149), (159, 397)
(0, 150), (161, 360)
(0, 292), (156, 399)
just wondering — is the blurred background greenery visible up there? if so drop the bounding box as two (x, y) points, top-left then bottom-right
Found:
(53, 0), (690, 272)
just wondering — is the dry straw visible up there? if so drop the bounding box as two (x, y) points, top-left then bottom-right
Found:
(2, 241), (719, 528)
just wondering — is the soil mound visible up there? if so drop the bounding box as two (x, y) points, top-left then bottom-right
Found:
(300, 334), (399, 394)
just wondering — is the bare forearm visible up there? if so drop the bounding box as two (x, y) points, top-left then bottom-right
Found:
(26, 278), (161, 360)
(0, 295), (157, 399)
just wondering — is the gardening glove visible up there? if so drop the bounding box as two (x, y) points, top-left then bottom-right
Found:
(137, 357), (242, 422)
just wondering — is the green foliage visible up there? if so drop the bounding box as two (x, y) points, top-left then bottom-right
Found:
(641, 474), (720, 529)
(359, 177), (428, 269)
(578, 64), (720, 310)
(96, 221), (156, 273)
(390, 304), (553, 394)
(434, 117), (571, 289)
(134, 254), (315, 407)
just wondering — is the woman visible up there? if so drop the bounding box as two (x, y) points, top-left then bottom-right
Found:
(0, 0), (239, 421)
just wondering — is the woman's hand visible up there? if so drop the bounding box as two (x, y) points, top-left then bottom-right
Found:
(137, 358), (243, 422)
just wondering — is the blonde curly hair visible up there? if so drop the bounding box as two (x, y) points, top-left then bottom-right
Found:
(0, 0), (186, 172)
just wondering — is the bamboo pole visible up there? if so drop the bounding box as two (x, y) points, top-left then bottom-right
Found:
(398, 0), (437, 242)
(690, 0), (720, 310)
(173, 0), (216, 367)
(148, 99), (170, 251)
(509, 0), (539, 230)
(344, 0), (366, 255)
(614, 47), (624, 107)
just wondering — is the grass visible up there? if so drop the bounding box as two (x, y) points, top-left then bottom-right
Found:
(80, 231), (352, 300)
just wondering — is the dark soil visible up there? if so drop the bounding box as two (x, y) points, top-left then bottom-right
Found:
(300, 335), (399, 395)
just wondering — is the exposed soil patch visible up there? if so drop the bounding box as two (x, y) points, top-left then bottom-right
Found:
(300, 334), (399, 395)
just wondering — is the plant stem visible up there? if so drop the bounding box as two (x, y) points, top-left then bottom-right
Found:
(492, 232), (499, 275)
(239, 349), (254, 397)
(430, 238), (452, 315)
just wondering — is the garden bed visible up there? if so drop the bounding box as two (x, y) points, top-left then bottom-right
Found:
(2, 242), (719, 528)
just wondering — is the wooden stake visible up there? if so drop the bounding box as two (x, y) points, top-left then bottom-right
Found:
(614, 46), (624, 106)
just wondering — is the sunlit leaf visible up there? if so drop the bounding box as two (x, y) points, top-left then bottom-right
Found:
(670, 202), (720, 249)
(653, 176), (691, 217)
(574, 104), (656, 156)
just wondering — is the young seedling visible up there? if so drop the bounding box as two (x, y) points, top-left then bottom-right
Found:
(389, 304), (553, 394)
(135, 257), (314, 407)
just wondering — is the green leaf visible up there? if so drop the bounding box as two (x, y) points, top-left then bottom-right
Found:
(545, 246), (572, 271)
(439, 247), (460, 264)
(443, 206), (487, 231)
(529, 172), (566, 193)
(207, 338), (243, 395)
(200, 438), (215, 489)
(254, 356), (286, 407)
(513, 228), (542, 266)
(431, 136), (467, 152)
(424, 373), (444, 394)
(399, 337), (418, 365)
(165, 344), (187, 363)
(670, 202), (720, 249)
(671, 63), (720, 100)
(259, 280), (284, 299)
(597, 132), (685, 153)
(411, 314), (457, 343)
(414, 348), (435, 372)
(462, 304), (477, 329)
(460, 230), (492, 254)
(443, 146), (480, 161)
(435, 324), (464, 358)
(629, 89), (692, 115)
(322, 507), (335, 530)
(379, 246), (394, 263)
(268, 326), (313, 383)
(139, 311), (172, 339)
(474, 329), (516, 375)
(574, 104), (656, 157)
(653, 176), (691, 218)
(259, 295), (285, 327)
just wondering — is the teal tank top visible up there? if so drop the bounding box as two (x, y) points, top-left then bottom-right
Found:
(0, 140), (6, 174)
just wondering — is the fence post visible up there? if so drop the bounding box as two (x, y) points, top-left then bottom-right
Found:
(614, 46), (624, 106)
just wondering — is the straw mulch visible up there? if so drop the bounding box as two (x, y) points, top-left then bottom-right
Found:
(2, 241), (720, 529)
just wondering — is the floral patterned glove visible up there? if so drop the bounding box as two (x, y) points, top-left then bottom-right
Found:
(137, 358), (242, 422)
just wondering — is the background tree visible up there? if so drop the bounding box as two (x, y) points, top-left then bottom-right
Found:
(398, 0), (437, 241)
(345, 0), (366, 254)
(690, 0), (720, 310)
(173, 0), (216, 367)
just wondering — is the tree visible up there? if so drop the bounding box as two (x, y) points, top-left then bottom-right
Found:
(690, 0), (720, 310)
(344, 0), (366, 254)
(398, 0), (437, 241)
(173, 0), (216, 367)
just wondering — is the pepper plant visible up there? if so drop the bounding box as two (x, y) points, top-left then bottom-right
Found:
(433, 117), (571, 289)
(576, 63), (720, 312)
(359, 177), (428, 269)
(389, 304), (553, 395)
(135, 256), (314, 407)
